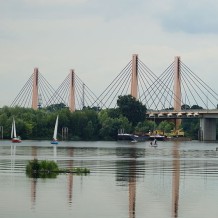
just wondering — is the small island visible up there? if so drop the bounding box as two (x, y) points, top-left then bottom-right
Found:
(26, 159), (90, 178)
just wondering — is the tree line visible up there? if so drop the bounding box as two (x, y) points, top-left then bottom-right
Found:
(0, 95), (205, 140)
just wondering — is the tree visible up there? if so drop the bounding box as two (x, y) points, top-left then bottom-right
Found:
(181, 104), (190, 110)
(157, 121), (175, 133)
(134, 120), (158, 134)
(191, 105), (203, 109)
(117, 95), (147, 126)
(98, 109), (132, 140)
(46, 103), (67, 112)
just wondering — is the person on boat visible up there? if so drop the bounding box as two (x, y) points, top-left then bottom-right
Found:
(154, 138), (157, 145)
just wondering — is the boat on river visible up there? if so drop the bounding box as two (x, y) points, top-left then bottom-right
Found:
(117, 133), (149, 142)
(51, 115), (59, 145)
(149, 134), (166, 141)
(117, 133), (138, 141)
(11, 117), (22, 143)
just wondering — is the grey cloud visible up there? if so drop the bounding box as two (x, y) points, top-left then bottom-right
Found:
(0, 0), (146, 20)
(158, 1), (218, 34)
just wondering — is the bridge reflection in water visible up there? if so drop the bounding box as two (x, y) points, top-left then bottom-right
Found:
(4, 141), (218, 217)
(172, 142), (180, 218)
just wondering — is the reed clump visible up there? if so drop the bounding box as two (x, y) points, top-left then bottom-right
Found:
(26, 159), (90, 178)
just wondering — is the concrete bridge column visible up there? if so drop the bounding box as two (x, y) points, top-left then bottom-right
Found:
(200, 118), (216, 141)
(174, 56), (182, 130)
(69, 69), (75, 112)
(32, 68), (39, 110)
(131, 54), (138, 99)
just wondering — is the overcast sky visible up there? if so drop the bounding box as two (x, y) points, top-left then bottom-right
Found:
(1, 0), (218, 107)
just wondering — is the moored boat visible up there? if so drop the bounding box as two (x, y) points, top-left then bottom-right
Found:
(149, 134), (166, 141)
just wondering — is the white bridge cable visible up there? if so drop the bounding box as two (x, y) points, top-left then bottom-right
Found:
(139, 60), (177, 110)
(48, 74), (70, 106)
(180, 62), (218, 108)
(47, 73), (99, 110)
(11, 73), (33, 107)
(150, 63), (175, 109)
(181, 62), (218, 100)
(93, 60), (132, 108)
(180, 70), (206, 108)
(137, 59), (159, 109)
(38, 73), (60, 107)
(102, 64), (132, 108)
(138, 60), (168, 109)
(75, 75), (99, 109)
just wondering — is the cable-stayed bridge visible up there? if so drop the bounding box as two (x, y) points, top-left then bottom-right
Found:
(10, 54), (218, 140)
(11, 69), (99, 111)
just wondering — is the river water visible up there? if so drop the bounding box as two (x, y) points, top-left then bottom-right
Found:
(0, 140), (218, 218)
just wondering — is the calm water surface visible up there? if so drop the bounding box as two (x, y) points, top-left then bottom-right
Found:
(0, 140), (218, 218)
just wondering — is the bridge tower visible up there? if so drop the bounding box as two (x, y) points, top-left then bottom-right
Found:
(173, 56), (182, 129)
(131, 54), (138, 99)
(32, 68), (39, 110)
(69, 69), (75, 112)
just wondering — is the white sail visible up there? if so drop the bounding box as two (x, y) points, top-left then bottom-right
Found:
(53, 115), (59, 140)
(11, 117), (17, 138)
(13, 118), (17, 138)
(11, 120), (14, 139)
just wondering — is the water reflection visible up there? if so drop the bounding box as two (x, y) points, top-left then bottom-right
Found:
(67, 148), (74, 205)
(31, 178), (37, 208)
(10, 144), (16, 172)
(116, 147), (145, 218)
(2, 141), (218, 218)
(53, 145), (57, 162)
(172, 142), (180, 218)
(128, 157), (136, 218)
(31, 146), (38, 208)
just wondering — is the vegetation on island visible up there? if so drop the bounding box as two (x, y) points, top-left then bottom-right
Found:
(0, 95), (208, 140)
(26, 159), (90, 178)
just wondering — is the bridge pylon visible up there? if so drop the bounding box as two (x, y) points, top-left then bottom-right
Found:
(32, 68), (39, 110)
(131, 54), (138, 99)
(173, 56), (182, 129)
(69, 69), (75, 112)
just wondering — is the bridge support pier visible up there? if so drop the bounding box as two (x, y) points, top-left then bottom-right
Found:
(32, 68), (39, 110)
(131, 54), (138, 99)
(69, 69), (75, 112)
(199, 118), (216, 141)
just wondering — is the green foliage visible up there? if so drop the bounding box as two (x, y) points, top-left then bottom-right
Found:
(157, 121), (175, 133)
(46, 103), (67, 112)
(182, 118), (200, 139)
(117, 95), (147, 126)
(98, 109), (132, 140)
(135, 120), (156, 133)
(0, 101), (206, 141)
(26, 159), (59, 178)
(26, 159), (90, 178)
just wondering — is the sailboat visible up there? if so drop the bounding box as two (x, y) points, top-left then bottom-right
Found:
(11, 117), (22, 143)
(51, 115), (59, 144)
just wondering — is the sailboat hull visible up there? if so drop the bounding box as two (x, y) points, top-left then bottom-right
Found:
(51, 141), (58, 145)
(12, 138), (22, 143)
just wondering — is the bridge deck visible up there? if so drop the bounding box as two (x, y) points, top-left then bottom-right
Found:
(147, 109), (218, 119)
